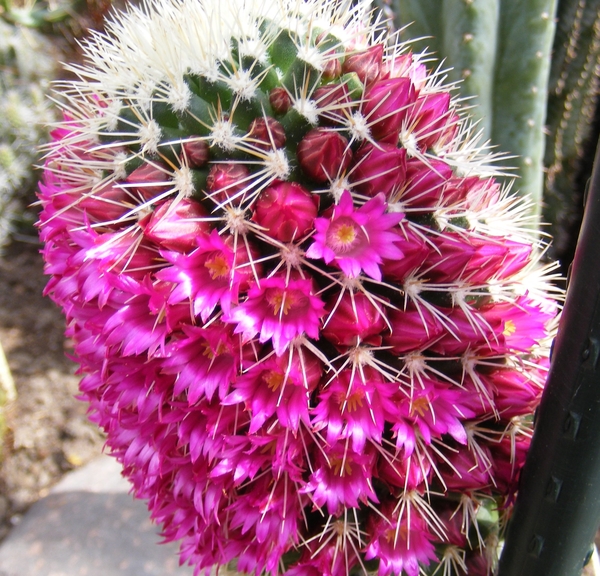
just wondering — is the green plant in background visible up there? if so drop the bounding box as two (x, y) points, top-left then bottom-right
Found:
(389, 0), (600, 260)
(0, 5), (60, 250)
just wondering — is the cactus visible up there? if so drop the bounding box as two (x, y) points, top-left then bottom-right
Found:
(36, 0), (561, 574)
(542, 0), (600, 262)
(497, 135), (600, 576)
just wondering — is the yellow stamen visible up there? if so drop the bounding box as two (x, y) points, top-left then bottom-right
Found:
(268, 290), (293, 315)
(264, 370), (284, 392)
(205, 255), (229, 279)
(335, 223), (357, 245)
(503, 319), (516, 336)
(330, 456), (353, 476)
(410, 396), (430, 418)
(346, 391), (364, 413)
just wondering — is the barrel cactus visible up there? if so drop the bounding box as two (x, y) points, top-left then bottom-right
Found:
(38, 0), (560, 574)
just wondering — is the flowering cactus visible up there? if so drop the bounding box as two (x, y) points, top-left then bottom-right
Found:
(38, 0), (561, 574)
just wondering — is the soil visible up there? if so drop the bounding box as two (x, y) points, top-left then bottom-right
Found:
(0, 238), (106, 542)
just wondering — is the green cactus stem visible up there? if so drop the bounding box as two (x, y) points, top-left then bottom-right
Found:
(441, 0), (499, 141)
(497, 135), (600, 575)
(491, 0), (558, 226)
(543, 0), (600, 262)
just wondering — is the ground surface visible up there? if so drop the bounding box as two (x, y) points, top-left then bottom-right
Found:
(0, 239), (106, 541)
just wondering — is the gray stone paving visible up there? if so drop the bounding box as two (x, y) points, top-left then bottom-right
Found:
(0, 455), (196, 576)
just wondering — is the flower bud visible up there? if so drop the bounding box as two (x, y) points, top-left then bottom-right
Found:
(321, 51), (342, 80)
(350, 142), (407, 197)
(422, 232), (476, 280)
(381, 225), (429, 281)
(181, 139), (209, 168)
(312, 83), (353, 126)
(79, 183), (131, 222)
(125, 161), (172, 200)
(384, 306), (445, 353)
(269, 87), (292, 115)
(141, 198), (209, 252)
(342, 44), (383, 86)
(297, 128), (353, 182)
(405, 92), (453, 151)
(206, 163), (251, 205)
(400, 158), (453, 207)
(252, 181), (318, 242)
(247, 116), (286, 150)
(322, 291), (386, 346)
(362, 77), (416, 144)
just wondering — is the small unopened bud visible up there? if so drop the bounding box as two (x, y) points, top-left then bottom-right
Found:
(385, 306), (445, 353)
(363, 77), (416, 144)
(312, 84), (353, 126)
(206, 163), (251, 205)
(297, 128), (353, 182)
(342, 44), (384, 86)
(381, 225), (429, 282)
(80, 184), (131, 222)
(405, 93), (453, 150)
(141, 198), (209, 252)
(350, 142), (407, 197)
(247, 117), (286, 150)
(323, 291), (386, 346)
(181, 139), (210, 168)
(252, 181), (319, 242)
(401, 158), (452, 207)
(126, 161), (171, 200)
(321, 51), (343, 80)
(269, 87), (292, 115)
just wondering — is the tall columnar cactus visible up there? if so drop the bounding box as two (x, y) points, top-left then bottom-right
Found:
(543, 0), (600, 261)
(37, 0), (561, 574)
(0, 15), (58, 250)
(397, 0), (558, 227)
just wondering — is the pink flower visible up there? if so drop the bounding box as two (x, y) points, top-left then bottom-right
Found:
(311, 369), (400, 452)
(228, 274), (326, 355)
(306, 191), (404, 280)
(366, 511), (438, 576)
(225, 349), (322, 432)
(161, 323), (240, 403)
(158, 229), (257, 321)
(304, 442), (379, 515)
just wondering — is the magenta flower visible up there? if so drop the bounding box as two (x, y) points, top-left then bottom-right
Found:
(225, 349), (322, 432)
(311, 369), (400, 452)
(227, 274), (326, 355)
(37, 1), (560, 575)
(305, 442), (379, 515)
(366, 512), (438, 576)
(158, 229), (256, 321)
(306, 191), (404, 280)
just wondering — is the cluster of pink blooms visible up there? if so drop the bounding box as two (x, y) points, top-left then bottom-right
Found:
(38, 0), (559, 574)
